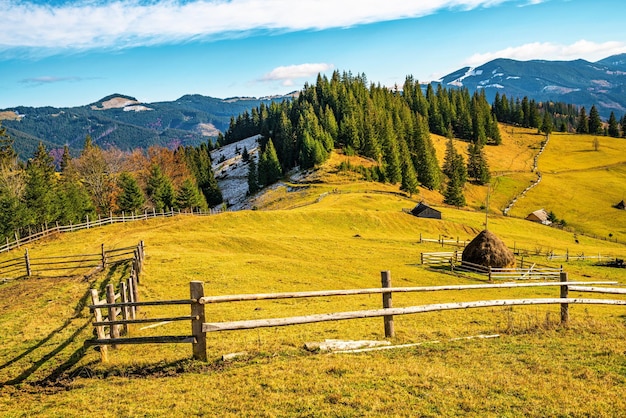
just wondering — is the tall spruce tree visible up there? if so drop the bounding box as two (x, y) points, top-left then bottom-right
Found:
(467, 142), (491, 185)
(442, 138), (466, 207)
(258, 139), (282, 186)
(146, 164), (175, 212)
(57, 146), (95, 224)
(540, 111), (554, 135)
(577, 107), (589, 133)
(608, 112), (620, 137)
(176, 178), (205, 211)
(117, 172), (145, 214)
(588, 105), (603, 135)
(24, 142), (58, 226)
(247, 157), (259, 195)
(399, 140), (419, 197)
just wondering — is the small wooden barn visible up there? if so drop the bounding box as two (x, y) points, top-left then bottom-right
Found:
(615, 200), (625, 210)
(410, 202), (442, 220)
(526, 209), (551, 225)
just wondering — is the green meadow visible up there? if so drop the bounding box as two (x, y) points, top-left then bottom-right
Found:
(1, 127), (626, 416)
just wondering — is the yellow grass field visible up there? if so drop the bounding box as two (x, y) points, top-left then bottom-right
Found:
(1, 125), (626, 416)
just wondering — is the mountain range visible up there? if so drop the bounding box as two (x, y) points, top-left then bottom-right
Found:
(436, 53), (626, 118)
(0, 93), (295, 159)
(2, 54), (626, 160)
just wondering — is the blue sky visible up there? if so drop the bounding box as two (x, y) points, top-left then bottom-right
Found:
(0, 0), (624, 109)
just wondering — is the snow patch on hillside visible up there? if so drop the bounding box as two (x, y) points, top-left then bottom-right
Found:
(211, 134), (261, 210)
(447, 67), (482, 87)
(92, 96), (153, 112)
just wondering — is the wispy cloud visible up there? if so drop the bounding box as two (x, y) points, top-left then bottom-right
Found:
(260, 63), (335, 86)
(464, 40), (626, 66)
(1, 0), (515, 52)
(20, 76), (89, 85)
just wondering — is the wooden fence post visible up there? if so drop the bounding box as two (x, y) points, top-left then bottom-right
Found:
(101, 243), (106, 268)
(131, 272), (139, 312)
(190, 281), (207, 361)
(86, 214), (90, 229)
(381, 271), (394, 338)
(127, 276), (136, 319)
(560, 272), (569, 325)
(488, 266), (492, 282)
(120, 281), (129, 336)
(24, 249), (31, 277)
(90, 289), (109, 363)
(106, 284), (120, 348)
(14, 232), (20, 249)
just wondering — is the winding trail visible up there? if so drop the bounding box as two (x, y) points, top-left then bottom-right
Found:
(502, 135), (549, 216)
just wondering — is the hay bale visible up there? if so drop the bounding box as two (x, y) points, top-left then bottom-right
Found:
(462, 230), (516, 268)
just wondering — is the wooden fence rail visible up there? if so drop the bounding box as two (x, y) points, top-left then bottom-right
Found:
(85, 271), (624, 363)
(0, 207), (226, 255)
(0, 241), (144, 280)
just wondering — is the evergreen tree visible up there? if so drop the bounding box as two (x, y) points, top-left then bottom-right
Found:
(608, 112), (620, 137)
(412, 115), (441, 190)
(0, 123), (17, 168)
(622, 115), (626, 138)
(588, 105), (603, 135)
(577, 107), (589, 133)
(241, 146), (250, 163)
(399, 140), (419, 197)
(117, 172), (145, 214)
(24, 142), (58, 226)
(176, 178), (205, 211)
(467, 142), (491, 185)
(540, 111), (553, 135)
(247, 157), (259, 195)
(258, 139), (282, 186)
(146, 164), (175, 211)
(57, 147), (95, 224)
(442, 138), (466, 207)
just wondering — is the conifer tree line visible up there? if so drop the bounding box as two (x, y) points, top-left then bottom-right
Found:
(223, 71), (500, 198)
(0, 126), (222, 241)
(492, 93), (626, 137)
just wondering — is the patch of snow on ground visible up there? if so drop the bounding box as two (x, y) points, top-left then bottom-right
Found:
(211, 134), (261, 210)
(123, 105), (153, 112)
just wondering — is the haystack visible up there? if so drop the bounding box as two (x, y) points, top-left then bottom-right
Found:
(462, 230), (516, 268)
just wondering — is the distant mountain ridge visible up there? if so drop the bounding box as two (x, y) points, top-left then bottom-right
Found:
(436, 53), (626, 118)
(0, 93), (295, 159)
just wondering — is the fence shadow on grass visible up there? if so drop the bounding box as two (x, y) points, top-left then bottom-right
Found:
(0, 263), (127, 387)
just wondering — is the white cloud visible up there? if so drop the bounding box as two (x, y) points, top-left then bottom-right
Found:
(1, 0), (513, 51)
(464, 40), (626, 66)
(261, 63), (335, 86)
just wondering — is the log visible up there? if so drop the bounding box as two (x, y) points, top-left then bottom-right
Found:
(202, 298), (626, 332)
(84, 336), (196, 346)
(90, 289), (108, 362)
(93, 315), (198, 326)
(569, 286), (626, 294)
(198, 281), (617, 304)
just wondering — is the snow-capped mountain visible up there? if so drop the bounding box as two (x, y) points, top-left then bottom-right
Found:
(436, 53), (626, 118)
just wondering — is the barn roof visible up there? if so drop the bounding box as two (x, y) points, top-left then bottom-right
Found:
(526, 208), (550, 223)
(411, 202), (440, 216)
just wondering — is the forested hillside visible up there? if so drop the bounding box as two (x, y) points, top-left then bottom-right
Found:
(0, 124), (221, 241)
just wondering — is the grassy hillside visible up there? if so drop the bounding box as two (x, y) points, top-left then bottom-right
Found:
(1, 126), (626, 416)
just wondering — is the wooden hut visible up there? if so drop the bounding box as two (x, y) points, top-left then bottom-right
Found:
(410, 202), (442, 220)
(525, 209), (551, 225)
(615, 200), (625, 210)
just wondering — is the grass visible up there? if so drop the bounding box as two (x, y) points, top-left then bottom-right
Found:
(1, 125), (626, 416)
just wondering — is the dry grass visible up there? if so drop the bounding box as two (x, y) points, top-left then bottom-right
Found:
(1, 125), (626, 416)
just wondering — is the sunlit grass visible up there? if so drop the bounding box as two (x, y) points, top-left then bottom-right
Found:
(2, 125), (626, 416)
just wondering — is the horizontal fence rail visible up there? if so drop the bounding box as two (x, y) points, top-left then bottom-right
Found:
(0, 241), (144, 280)
(202, 298), (626, 333)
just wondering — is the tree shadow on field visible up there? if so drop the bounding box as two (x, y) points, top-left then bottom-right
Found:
(0, 263), (125, 387)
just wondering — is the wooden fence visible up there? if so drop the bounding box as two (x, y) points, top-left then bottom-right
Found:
(421, 251), (563, 280)
(0, 242), (144, 281)
(85, 242), (145, 362)
(418, 235), (622, 261)
(85, 271), (624, 362)
(0, 207), (226, 255)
